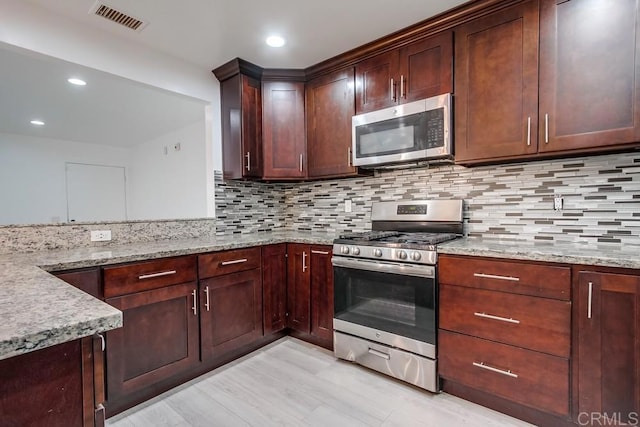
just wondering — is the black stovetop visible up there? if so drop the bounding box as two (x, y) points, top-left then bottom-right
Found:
(336, 230), (460, 248)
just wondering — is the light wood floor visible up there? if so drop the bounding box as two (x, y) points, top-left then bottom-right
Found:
(107, 337), (532, 427)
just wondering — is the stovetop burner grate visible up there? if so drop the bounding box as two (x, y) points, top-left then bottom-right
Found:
(338, 231), (400, 241)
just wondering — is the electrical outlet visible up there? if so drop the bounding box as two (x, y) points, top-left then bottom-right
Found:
(554, 196), (564, 211)
(344, 199), (352, 213)
(91, 230), (112, 242)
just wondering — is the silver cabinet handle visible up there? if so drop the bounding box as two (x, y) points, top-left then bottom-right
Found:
(588, 281), (593, 319)
(191, 289), (197, 315)
(545, 113), (549, 143)
(97, 333), (105, 352)
(204, 286), (210, 312)
(220, 258), (247, 266)
(473, 362), (518, 378)
(390, 78), (395, 101)
(368, 348), (391, 360)
(311, 250), (329, 255)
(299, 154), (303, 172)
(474, 312), (520, 324)
(400, 75), (405, 98)
(347, 147), (352, 166)
(245, 151), (251, 171)
(302, 251), (307, 272)
(138, 270), (177, 280)
(526, 116), (531, 146)
(473, 273), (520, 282)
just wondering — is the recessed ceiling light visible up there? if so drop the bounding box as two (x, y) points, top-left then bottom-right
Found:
(67, 78), (87, 86)
(266, 35), (286, 48)
(30, 120), (45, 126)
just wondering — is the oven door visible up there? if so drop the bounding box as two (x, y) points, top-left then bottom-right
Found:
(332, 256), (436, 358)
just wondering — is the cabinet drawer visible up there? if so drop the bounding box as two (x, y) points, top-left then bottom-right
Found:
(198, 247), (261, 278)
(439, 255), (570, 300)
(439, 330), (569, 416)
(440, 285), (570, 357)
(103, 256), (197, 298)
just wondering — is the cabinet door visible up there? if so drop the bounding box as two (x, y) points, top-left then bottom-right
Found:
(454, 0), (539, 163)
(310, 245), (334, 347)
(105, 282), (200, 401)
(355, 50), (399, 114)
(262, 244), (288, 334)
(220, 75), (262, 179)
(287, 243), (311, 333)
(539, 0), (640, 153)
(200, 268), (263, 360)
(398, 31), (453, 103)
(262, 81), (306, 179)
(576, 271), (640, 423)
(306, 68), (357, 178)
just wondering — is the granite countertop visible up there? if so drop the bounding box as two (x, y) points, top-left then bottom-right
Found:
(439, 237), (640, 269)
(3, 230), (638, 361)
(0, 230), (336, 361)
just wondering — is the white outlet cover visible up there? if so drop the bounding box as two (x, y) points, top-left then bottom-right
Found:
(345, 199), (352, 213)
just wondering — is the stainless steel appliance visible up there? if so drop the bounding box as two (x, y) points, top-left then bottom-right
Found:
(332, 199), (463, 392)
(351, 94), (452, 168)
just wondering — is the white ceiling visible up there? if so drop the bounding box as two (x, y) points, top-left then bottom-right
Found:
(0, 43), (207, 147)
(22, 0), (469, 69)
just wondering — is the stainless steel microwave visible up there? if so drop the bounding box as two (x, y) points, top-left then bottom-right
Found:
(351, 94), (451, 167)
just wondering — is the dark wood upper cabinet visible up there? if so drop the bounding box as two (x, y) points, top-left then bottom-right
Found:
(262, 81), (307, 180)
(575, 270), (640, 423)
(355, 31), (453, 114)
(538, 0), (640, 153)
(214, 59), (263, 180)
(454, 0), (540, 163)
(456, 0), (640, 165)
(306, 68), (357, 178)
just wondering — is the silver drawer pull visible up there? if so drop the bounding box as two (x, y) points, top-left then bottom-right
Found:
(587, 281), (593, 319)
(204, 286), (211, 312)
(473, 362), (518, 378)
(220, 258), (248, 266)
(474, 312), (520, 324)
(368, 348), (390, 360)
(473, 273), (520, 282)
(311, 250), (329, 255)
(191, 289), (197, 315)
(138, 270), (177, 280)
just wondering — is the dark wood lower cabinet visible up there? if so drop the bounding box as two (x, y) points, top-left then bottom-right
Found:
(0, 336), (104, 427)
(200, 268), (263, 360)
(310, 245), (334, 347)
(105, 282), (200, 402)
(287, 244), (334, 350)
(575, 270), (640, 424)
(262, 244), (288, 334)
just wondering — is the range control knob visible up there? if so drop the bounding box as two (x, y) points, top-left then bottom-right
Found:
(411, 251), (422, 261)
(373, 248), (383, 257)
(352, 247), (360, 255)
(397, 250), (408, 260)
(341, 246), (350, 255)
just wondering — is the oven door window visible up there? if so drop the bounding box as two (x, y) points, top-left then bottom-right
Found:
(334, 266), (436, 344)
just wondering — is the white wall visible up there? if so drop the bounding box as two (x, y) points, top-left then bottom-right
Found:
(128, 119), (209, 220)
(0, 0), (223, 209)
(0, 131), (130, 224)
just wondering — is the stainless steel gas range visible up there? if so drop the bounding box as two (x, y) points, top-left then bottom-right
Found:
(332, 199), (463, 392)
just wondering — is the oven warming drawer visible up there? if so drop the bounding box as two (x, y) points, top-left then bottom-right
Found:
(334, 331), (438, 392)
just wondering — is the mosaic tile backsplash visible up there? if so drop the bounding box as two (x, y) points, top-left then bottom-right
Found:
(214, 152), (640, 246)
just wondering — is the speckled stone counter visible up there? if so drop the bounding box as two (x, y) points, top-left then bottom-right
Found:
(0, 230), (336, 361)
(439, 238), (640, 269)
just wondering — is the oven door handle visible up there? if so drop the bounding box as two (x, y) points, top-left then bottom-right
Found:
(332, 256), (435, 278)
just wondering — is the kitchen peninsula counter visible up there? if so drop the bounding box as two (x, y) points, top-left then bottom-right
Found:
(0, 231), (336, 361)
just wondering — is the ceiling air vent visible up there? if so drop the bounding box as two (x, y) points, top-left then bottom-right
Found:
(89, 2), (148, 32)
